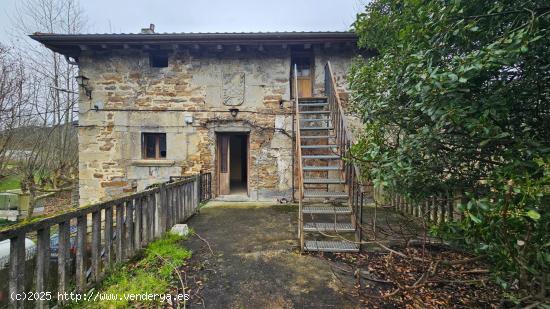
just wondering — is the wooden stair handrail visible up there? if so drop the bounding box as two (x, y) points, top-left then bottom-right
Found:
(325, 61), (363, 181)
(294, 64), (305, 250)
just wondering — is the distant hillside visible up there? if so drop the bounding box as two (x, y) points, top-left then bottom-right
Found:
(0, 123), (77, 151)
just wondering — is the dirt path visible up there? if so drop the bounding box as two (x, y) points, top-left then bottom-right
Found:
(181, 202), (360, 309)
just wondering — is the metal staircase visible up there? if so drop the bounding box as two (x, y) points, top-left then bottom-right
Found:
(294, 63), (363, 253)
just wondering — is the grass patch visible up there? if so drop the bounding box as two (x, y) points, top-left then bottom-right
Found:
(69, 232), (192, 308)
(0, 174), (21, 191)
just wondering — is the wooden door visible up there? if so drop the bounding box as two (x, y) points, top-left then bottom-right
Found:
(293, 56), (313, 98)
(297, 77), (312, 97)
(217, 134), (230, 195)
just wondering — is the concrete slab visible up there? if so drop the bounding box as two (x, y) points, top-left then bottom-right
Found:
(183, 203), (360, 308)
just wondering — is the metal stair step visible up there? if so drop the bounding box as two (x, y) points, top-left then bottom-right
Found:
(299, 97), (327, 101)
(304, 222), (354, 232)
(303, 178), (345, 184)
(304, 190), (348, 198)
(303, 166), (341, 171)
(300, 111), (330, 114)
(304, 240), (359, 253)
(300, 126), (333, 130)
(302, 206), (352, 214)
(299, 103), (329, 107)
(302, 155), (340, 160)
(301, 118), (329, 122)
(301, 135), (333, 139)
(301, 145), (338, 149)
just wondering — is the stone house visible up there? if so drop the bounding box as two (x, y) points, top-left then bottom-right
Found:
(31, 27), (358, 205)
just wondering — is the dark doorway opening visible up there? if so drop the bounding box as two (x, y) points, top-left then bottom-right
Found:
(229, 135), (248, 194)
(217, 133), (249, 196)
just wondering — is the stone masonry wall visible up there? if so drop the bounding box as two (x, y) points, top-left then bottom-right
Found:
(77, 47), (353, 205)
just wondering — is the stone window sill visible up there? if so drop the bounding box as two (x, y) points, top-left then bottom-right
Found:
(132, 159), (175, 167)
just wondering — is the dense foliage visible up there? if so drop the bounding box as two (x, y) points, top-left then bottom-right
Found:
(350, 0), (549, 296)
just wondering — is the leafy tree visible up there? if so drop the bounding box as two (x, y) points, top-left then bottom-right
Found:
(350, 0), (549, 297)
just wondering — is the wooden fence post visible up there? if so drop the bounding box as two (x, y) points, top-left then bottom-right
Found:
(166, 187), (172, 229)
(36, 227), (50, 309)
(116, 203), (124, 262)
(126, 200), (134, 257)
(9, 233), (26, 308)
(197, 176), (200, 207)
(431, 196), (437, 222)
(159, 183), (167, 234)
(178, 185), (184, 223)
(153, 191), (160, 238)
(57, 221), (70, 305)
(439, 195), (446, 224)
(76, 215), (87, 292)
(183, 183), (188, 220)
(447, 192), (454, 222)
(92, 210), (101, 282)
(134, 197), (142, 251)
(104, 207), (113, 267)
(142, 195), (150, 245)
(459, 190), (466, 221)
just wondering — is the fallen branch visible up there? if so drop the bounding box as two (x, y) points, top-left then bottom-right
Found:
(374, 241), (485, 265)
(37, 186), (74, 193)
(407, 238), (450, 249)
(428, 278), (487, 284)
(359, 270), (393, 284)
(460, 268), (490, 274)
(150, 251), (187, 309)
(194, 232), (214, 255)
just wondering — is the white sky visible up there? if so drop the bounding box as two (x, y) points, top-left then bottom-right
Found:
(0, 0), (367, 42)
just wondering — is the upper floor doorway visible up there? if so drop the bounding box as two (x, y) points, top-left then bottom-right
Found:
(291, 52), (313, 98)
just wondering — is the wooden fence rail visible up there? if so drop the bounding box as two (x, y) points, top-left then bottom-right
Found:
(0, 172), (211, 308)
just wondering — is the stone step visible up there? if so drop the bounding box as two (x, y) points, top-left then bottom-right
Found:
(303, 222), (354, 232)
(302, 155), (340, 160)
(303, 166), (341, 171)
(303, 178), (345, 184)
(300, 126), (333, 130)
(304, 240), (359, 252)
(301, 145), (338, 149)
(302, 206), (352, 214)
(304, 190), (348, 198)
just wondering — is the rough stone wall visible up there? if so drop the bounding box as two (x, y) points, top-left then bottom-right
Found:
(77, 47), (354, 205)
(312, 46), (355, 97)
(312, 47), (364, 142)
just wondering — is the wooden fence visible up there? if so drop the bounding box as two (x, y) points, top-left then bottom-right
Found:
(387, 191), (465, 224)
(0, 172), (211, 308)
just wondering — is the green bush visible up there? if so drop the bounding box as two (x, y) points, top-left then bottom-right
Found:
(350, 0), (549, 297)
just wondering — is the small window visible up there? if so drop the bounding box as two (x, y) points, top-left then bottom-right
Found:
(142, 133), (167, 159)
(149, 53), (168, 68)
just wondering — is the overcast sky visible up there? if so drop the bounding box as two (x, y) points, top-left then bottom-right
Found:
(0, 0), (366, 42)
